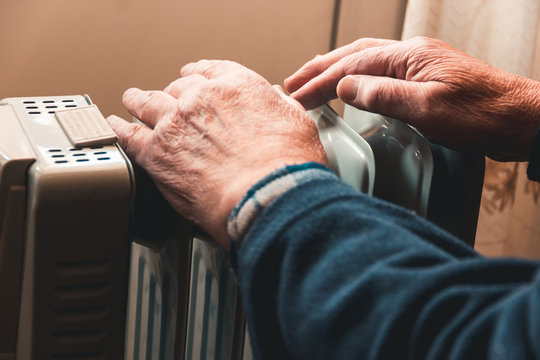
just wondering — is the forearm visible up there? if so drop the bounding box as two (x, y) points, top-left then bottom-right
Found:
(231, 165), (540, 359)
(497, 75), (540, 161)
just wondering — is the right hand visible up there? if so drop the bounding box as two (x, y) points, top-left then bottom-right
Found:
(285, 36), (540, 162)
(108, 60), (326, 248)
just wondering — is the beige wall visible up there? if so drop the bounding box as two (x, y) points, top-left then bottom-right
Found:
(329, 0), (407, 113)
(335, 0), (407, 46)
(0, 0), (335, 118)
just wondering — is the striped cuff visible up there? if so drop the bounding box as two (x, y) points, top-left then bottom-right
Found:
(227, 162), (336, 247)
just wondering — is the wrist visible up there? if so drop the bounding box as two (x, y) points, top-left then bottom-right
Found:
(227, 162), (335, 248)
(505, 76), (540, 161)
(210, 159), (326, 249)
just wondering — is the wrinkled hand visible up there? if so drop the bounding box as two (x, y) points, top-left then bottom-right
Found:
(285, 36), (540, 161)
(108, 60), (327, 249)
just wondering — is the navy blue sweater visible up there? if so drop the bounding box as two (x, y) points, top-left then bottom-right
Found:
(230, 164), (540, 359)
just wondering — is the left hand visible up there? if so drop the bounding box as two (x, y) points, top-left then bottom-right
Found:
(284, 37), (540, 161)
(107, 60), (327, 249)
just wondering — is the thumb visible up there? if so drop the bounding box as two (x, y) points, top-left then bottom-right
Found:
(337, 75), (441, 125)
(107, 115), (152, 167)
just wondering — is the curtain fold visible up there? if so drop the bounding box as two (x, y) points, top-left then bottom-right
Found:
(402, 0), (540, 258)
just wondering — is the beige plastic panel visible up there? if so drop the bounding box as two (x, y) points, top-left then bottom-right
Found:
(0, 96), (134, 359)
(0, 0), (335, 118)
(0, 186), (28, 360)
(0, 106), (34, 161)
(0, 105), (35, 359)
(17, 157), (133, 359)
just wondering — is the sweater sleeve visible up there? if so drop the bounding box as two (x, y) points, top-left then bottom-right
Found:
(230, 165), (540, 360)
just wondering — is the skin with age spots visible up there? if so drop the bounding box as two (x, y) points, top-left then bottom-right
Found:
(285, 36), (540, 162)
(107, 60), (327, 249)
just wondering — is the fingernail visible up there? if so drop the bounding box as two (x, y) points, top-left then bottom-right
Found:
(106, 115), (121, 127)
(338, 76), (358, 102)
(123, 88), (136, 100)
(283, 77), (293, 91)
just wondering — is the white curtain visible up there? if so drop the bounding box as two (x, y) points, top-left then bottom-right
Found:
(402, 0), (540, 258)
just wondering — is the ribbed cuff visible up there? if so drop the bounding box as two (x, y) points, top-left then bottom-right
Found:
(227, 162), (336, 247)
(527, 126), (540, 182)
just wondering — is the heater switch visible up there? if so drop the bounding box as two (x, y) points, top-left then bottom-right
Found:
(55, 105), (118, 147)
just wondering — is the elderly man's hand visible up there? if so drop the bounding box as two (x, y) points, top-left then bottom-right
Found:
(108, 60), (327, 249)
(285, 37), (540, 162)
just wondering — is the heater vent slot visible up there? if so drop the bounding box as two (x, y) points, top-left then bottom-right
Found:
(46, 148), (112, 165)
(25, 99), (79, 115)
(55, 259), (110, 276)
(51, 350), (105, 359)
(49, 258), (113, 358)
(52, 328), (108, 345)
(53, 282), (109, 299)
(53, 260), (111, 299)
(53, 306), (109, 323)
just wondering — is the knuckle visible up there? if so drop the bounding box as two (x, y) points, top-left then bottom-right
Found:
(120, 126), (148, 164)
(405, 37), (448, 69)
(410, 35), (430, 45)
(352, 38), (365, 49)
(123, 125), (143, 150)
(352, 37), (375, 50)
(205, 81), (223, 95)
(222, 59), (239, 68)
(139, 92), (157, 117)
(165, 78), (181, 92)
(408, 36), (442, 51)
(342, 54), (360, 75)
(180, 61), (197, 76)
(306, 56), (325, 72)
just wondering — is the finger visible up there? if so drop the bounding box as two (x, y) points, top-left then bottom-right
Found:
(107, 115), (153, 167)
(180, 59), (247, 79)
(336, 74), (443, 126)
(284, 38), (397, 93)
(290, 45), (406, 110)
(164, 74), (208, 98)
(122, 88), (177, 129)
(273, 86), (306, 113)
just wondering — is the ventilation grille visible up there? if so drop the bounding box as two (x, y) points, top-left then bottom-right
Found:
(51, 259), (112, 359)
(51, 350), (105, 359)
(47, 146), (112, 165)
(24, 99), (77, 115)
